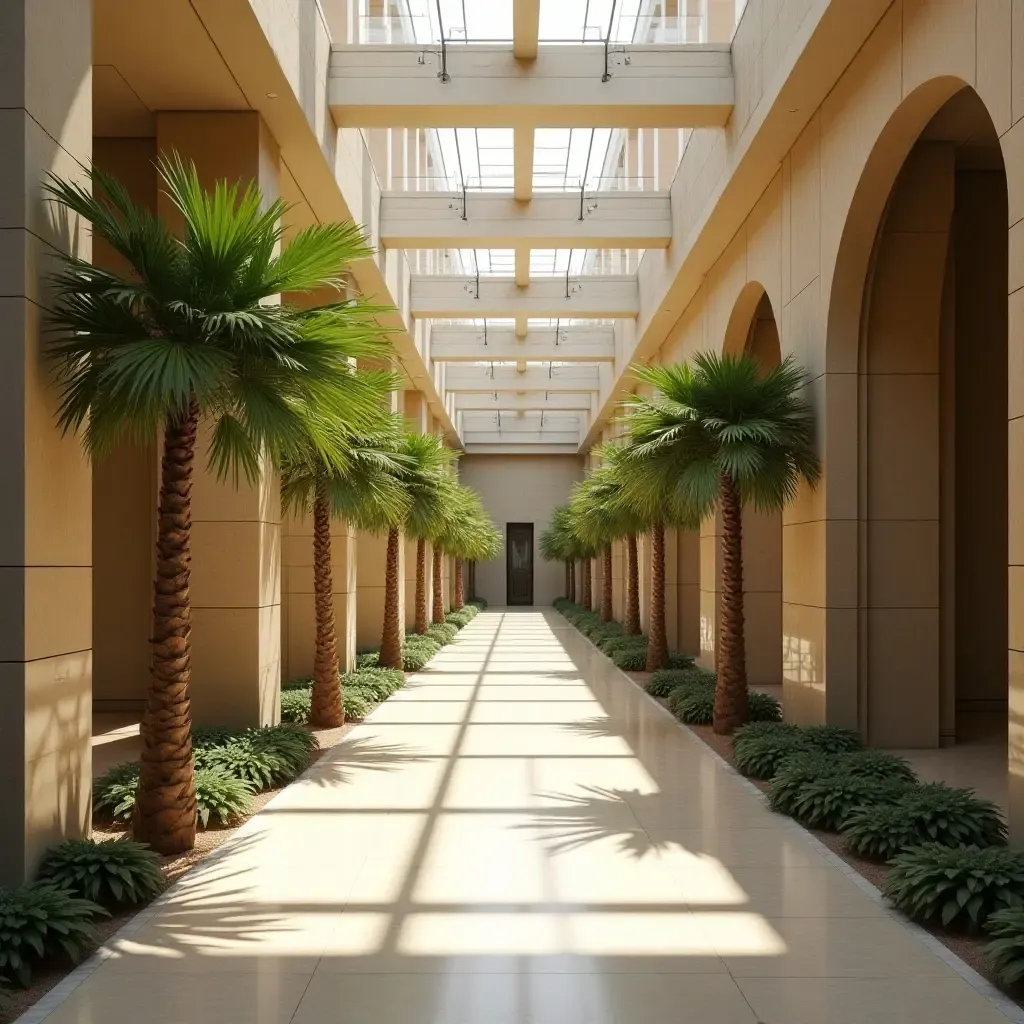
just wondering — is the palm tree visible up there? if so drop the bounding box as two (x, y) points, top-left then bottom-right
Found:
(45, 155), (391, 854)
(569, 447), (645, 631)
(540, 507), (576, 601)
(388, 434), (456, 659)
(434, 486), (500, 610)
(608, 438), (699, 672)
(628, 353), (819, 733)
(281, 415), (409, 726)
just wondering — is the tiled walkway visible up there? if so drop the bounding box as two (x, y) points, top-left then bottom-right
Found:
(31, 610), (1018, 1023)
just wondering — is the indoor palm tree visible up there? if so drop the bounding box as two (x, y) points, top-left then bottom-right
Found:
(281, 414), (409, 727)
(45, 154), (392, 853)
(434, 486), (500, 611)
(569, 447), (646, 630)
(540, 507), (576, 602)
(609, 436), (700, 671)
(389, 434), (456, 660)
(627, 352), (819, 733)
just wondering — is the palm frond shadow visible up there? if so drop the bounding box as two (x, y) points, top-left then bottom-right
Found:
(516, 785), (678, 861)
(560, 717), (624, 741)
(302, 736), (433, 788)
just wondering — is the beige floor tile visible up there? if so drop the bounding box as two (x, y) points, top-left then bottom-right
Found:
(711, 915), (961, 977)
(736, 976), (1016, 1023)
(41, 969), (311, 1024)
(468, 699), (610, 723)
(645, 826), (831, 867)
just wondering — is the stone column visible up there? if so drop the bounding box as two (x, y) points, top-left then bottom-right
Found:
(0, 0), (93, 883)
(698, 513), (722, 671)
(156, 112), (283, 728)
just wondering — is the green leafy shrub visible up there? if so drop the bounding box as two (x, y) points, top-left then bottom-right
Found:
(282, 675), (314, 691)
(601, 634), (648, 655)
(884, 844), (1024, 932)
(198, 725), (316, 781)
(356, 649), (380, 669)
(37, 839), (163, 907)
(769, 756), (913, 830)
(833, 748), (916, 784)
(733, 720), (802, 747)
(0, 883), (106, 987)
(667, 652), (696, 670)
(985, 907), (1024, 984)
(403, 635), (441, 671)
(194, 768), (254, 828)
(343, 686), (371, 721)
(446, 609), (473, 628)
(611, 645), (651, 671)
(732, 724), (863, 780)
(669, 685), (782, 726)
(842, 783), (1005, 861)
(426, 622), (459, 645)
(280, 687), (312, 725)
(801, 724), (864, 755)
(645, 668), (712, 698)
(344, 667), (405, 701)
(468, 597), (487, 610)
(93, 762), (143, 823)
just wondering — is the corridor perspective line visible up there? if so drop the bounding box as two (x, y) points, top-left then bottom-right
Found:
(21, 610), (1019, 1024)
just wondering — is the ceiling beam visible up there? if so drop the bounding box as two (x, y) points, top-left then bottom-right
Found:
(329, 45), (734, 128)
(430, 325), (616, 362)
(380, 190), (672, 249)
(512, 0), (541, 60)
(513, 127), (534, 201)
(454, 392), (592, 412)
(444, 364), (600, 392)
(410, 274), (639, 318)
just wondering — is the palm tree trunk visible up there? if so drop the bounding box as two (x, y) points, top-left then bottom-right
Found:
(568, 560), (576, 603)
(132, 396), (199, 855)
(432, 547), (445, 624)
(564, 561), (571, 600)
(715, 474), (748, 734)
(454, 558), (465, 610)
(646, 522), (669, 672)
(379, 526), (403, 670)
(626, 534), (641, 635)
(581, 557), (592, 610)
(415, 537), (429, 634)
(310, 479), (344, 727)
(468, 560), (476, 600)
(601, 545), (613, 622)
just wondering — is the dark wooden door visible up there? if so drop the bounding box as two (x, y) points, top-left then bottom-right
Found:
(506, 523), (534, 606)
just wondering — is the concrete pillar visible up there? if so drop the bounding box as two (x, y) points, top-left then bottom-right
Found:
(0, 0), (93, 883)
(655, 130), (680, 190)
(156, 112), (283, 728)
(357, 531), (405, 649)
(677, 529), (701, 655)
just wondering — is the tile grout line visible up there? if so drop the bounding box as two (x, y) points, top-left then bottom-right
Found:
(567, 614), (1024, 1024)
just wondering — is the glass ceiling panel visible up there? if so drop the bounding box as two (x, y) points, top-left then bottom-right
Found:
(357, 0), (705, 45)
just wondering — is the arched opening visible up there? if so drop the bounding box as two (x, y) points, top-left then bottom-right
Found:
(830, 86), (1007, 798)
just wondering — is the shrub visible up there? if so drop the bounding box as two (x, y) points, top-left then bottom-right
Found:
(198, 725), (316, 783)
(986, 907), (1024, 985)
(842, 783), (1005, 861)
(833, 748), (916, 784)
(344, 667), (405, 701)
(37, 839), (164, 907)
(280, 687), (312, 725)
(426, 622), (459, 645)
(0, 883), (105, 987)
(733, 720), (802, 747)
(282, 675), (313, 692)
(93, 762), (143, 823)
(800, 724), (863, 755)
(611, 645), (651, 671)
(645, 668), (713, 698)
(884, 844), (1024, 932)
(446, 610), (473, 628)
(468, 597), (487, 610)
(769, 756), (913, 830)
(669, 686), (781, 726)
(356, 649), (380, 669)
(342, 686), (371, 721)
(667, 652), (696, 670)
(194, 768), (254, 828)
(403, 635), (441, 671)
(602, 634), (648, 655)
(732, 724), (864, 781)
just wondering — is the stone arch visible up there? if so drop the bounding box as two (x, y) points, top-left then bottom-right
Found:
(823, 82), (1009, 757)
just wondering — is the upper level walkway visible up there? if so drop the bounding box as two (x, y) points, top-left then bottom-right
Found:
(25, 611), (1016, 1024)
